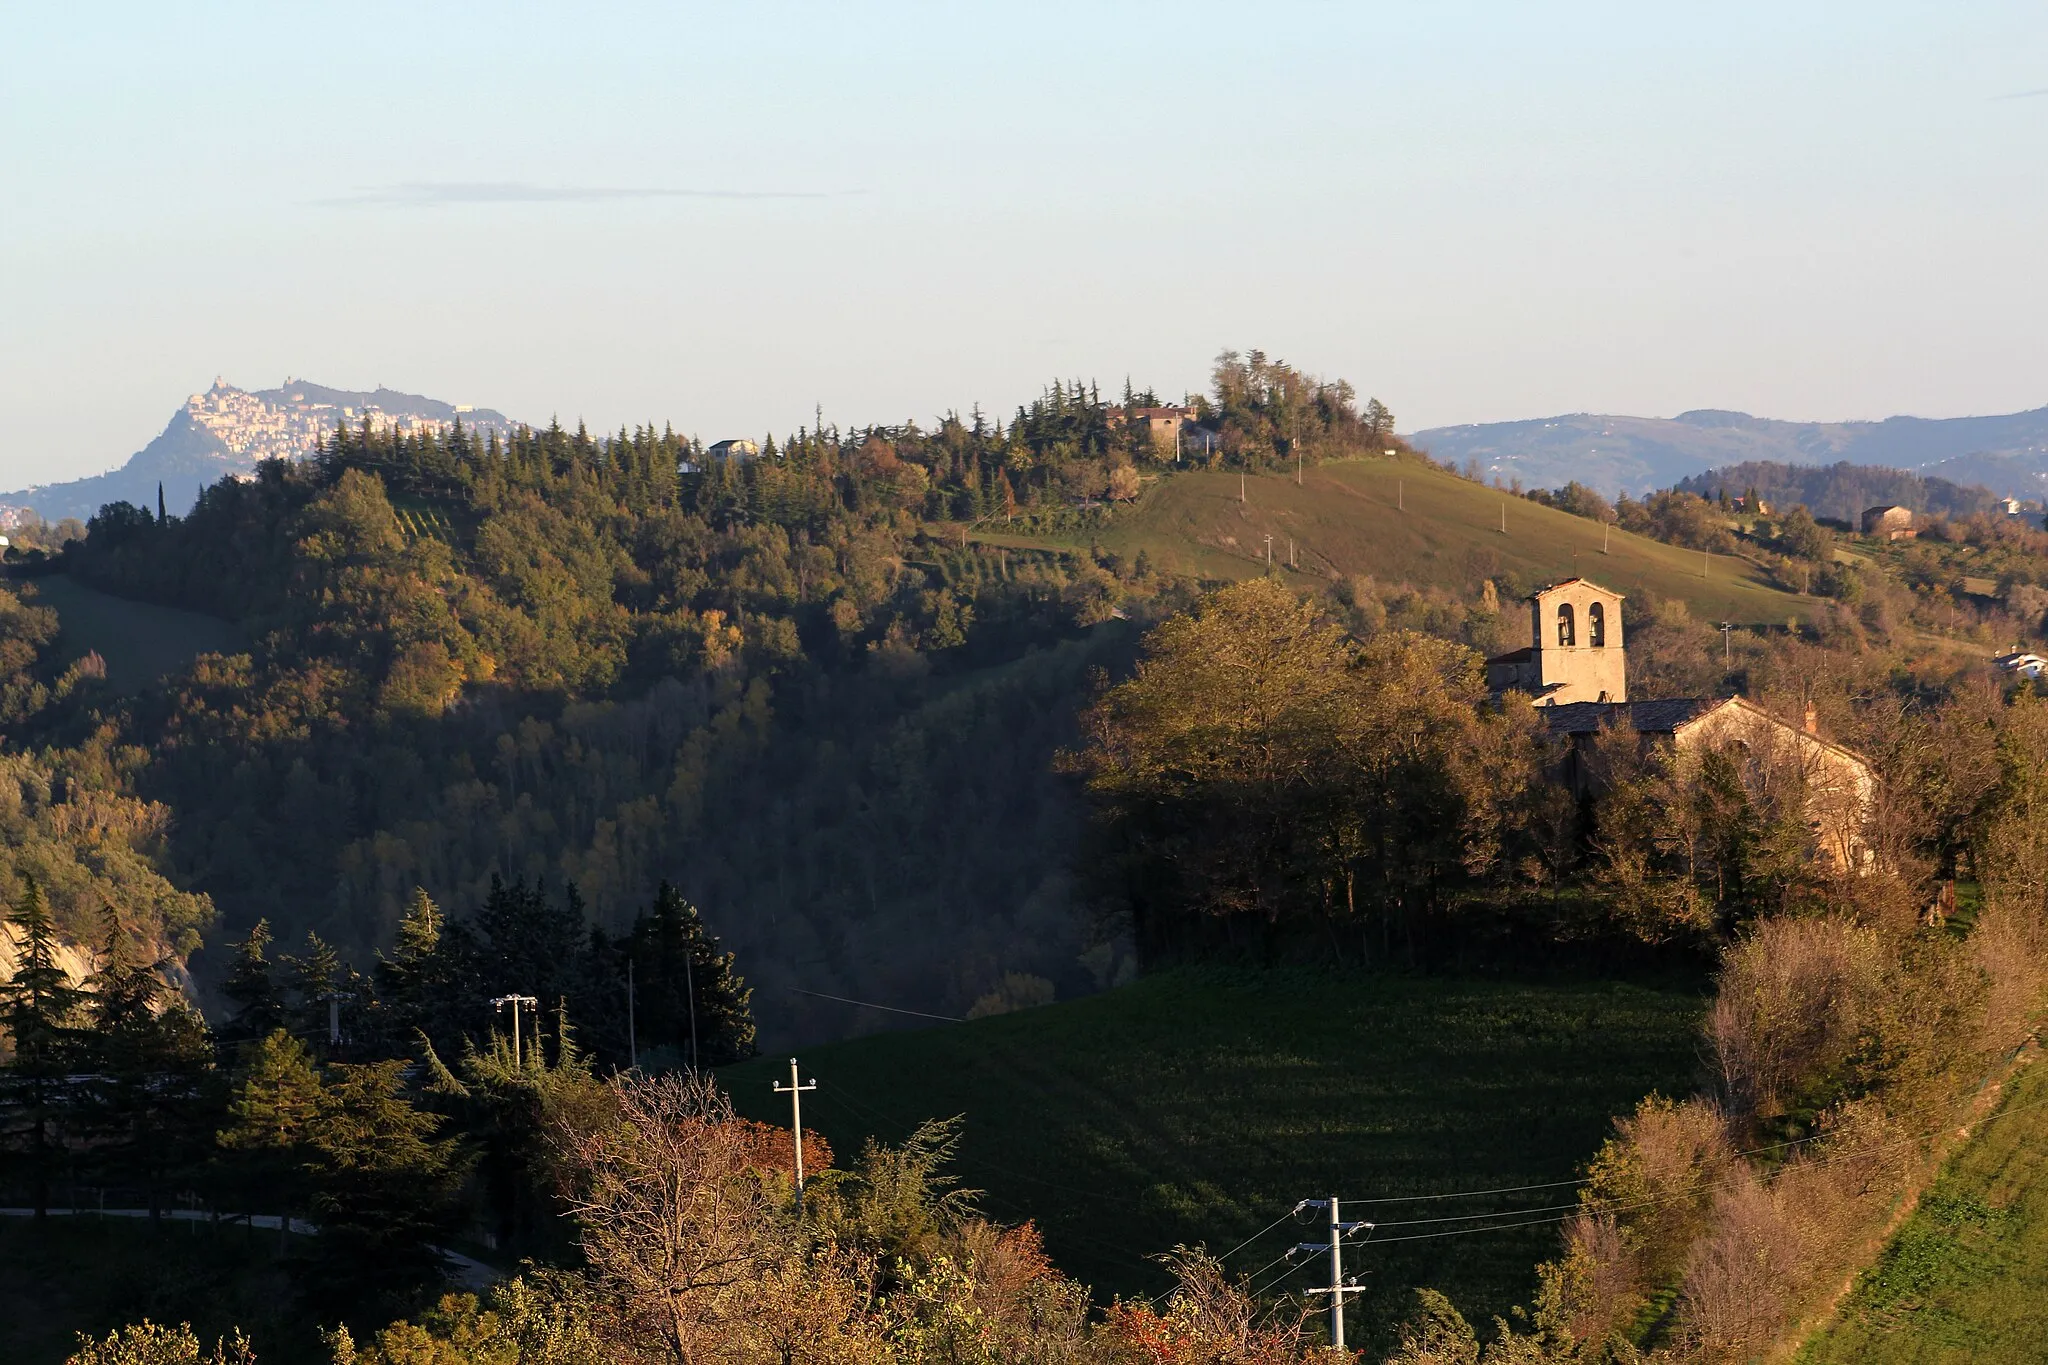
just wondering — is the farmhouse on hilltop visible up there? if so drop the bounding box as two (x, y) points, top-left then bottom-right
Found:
(1486, 578), (1874, 868)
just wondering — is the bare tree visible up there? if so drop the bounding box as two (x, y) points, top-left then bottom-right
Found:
(557, 1072), (776, 1364)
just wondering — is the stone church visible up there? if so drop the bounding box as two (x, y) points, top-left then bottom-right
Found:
(1486, 578), (1875, 868)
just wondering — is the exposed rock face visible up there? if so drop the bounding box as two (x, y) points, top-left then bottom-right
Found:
(3, 378), (518, 525)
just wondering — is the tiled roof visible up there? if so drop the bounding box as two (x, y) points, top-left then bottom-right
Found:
(1485, 646), (1534, 665)
(1539, 698), (1713, 735)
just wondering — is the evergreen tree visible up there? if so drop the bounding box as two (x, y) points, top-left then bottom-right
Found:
(217, 1028), (327, 1244)
(302, 1058), (466, 1320)
(281, 929), (350, 1053)
(627, 883), (756, 1067)
(372, 887), (468, 1056)
(82, 916), (216, 1219)
(0, 877), (87, 1217)
(476, 877), (586, 1018)
(219, 919), (285, 1047)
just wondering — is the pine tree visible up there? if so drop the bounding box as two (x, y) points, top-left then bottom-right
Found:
(282, 930), (343, 1050)
(477, 877), (585, 1015)
(219, 919), (285, 1046)
(82, 915), (215, 1220)
(218, 1028), (327, 1246)
(627, 883), (757, 1068)
(0, 877), (87, 1218)
(301, 1057), (465, 1316)
(374, 887), (459, 1053)
(220, 1028), (326, 1154)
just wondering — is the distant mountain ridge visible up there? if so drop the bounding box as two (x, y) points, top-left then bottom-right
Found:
(2, 379), (517, 524)
(1409, 404), (2048, 500)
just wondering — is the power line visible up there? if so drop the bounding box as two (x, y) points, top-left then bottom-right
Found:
(1332, 1078), (2048, 1215)
(1341, 1175), (1591, 1204)
(786, 985), (963, 1022)
(1340, 1082), (2048, 1248)
(1366, 1198), (1584, 1228)
(1147, 1209), (1306, 1307)
(1215, 1205), (1305, 1264)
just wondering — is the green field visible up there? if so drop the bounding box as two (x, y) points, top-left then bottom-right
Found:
(981, 460), (1819, 628)
(1798, 1056), (2048, 1364)
(19, 574), (244, 692)
(723, 966), (1707, 1345)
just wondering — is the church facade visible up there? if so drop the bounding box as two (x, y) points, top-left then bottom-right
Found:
(1486, 578), (1874, 869)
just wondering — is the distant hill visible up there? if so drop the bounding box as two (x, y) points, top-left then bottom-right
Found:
(1671, 461), (2006, 524)
(1, 379), (517, 524)
(1410, 405), (2048, 499)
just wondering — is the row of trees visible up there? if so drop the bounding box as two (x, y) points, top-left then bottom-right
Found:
(1, 869), (758, 1331)
(215, 880), (753, 1073)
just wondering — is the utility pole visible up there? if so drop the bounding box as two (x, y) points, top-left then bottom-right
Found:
(1719, 622), (1735, 666)
(685, 949), (699, 1071)
(1264, 535), (1273, 571)
(1288, 538), (1296, 570)
(1295, 448), (1302, 486)
(1603, 521), (1611, 554)
(491, 994), (538, 1067)
(1702, 547), (1709, 579)
(321, 991), (355, 1049)
(1397, 479), (1404, 512)
(1499, 501), (1507, 534)
(1293, 1196), (1372, 1353)
(1240, 470), (1246, 504)
(773, 1059), (818, 1210)
(626, 959), (637, 1070)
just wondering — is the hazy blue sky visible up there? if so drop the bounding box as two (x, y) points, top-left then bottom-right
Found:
(4, 2), (2046, 484)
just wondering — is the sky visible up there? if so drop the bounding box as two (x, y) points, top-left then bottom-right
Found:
(4, 2), (2047, 486)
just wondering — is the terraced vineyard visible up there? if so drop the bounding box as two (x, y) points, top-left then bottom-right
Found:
(391, 501), (458, 543)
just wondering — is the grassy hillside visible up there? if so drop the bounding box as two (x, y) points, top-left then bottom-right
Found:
(1798, 1055), (2048, 1364)
(981, 459), (1820, 629)
(21, 573), (243, 691)
(724, 966), (1707, 1346)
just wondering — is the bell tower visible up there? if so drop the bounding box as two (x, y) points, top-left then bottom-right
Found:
(1485, 578), (1628, 705)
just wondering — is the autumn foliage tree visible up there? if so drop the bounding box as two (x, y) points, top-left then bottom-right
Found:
(1070, 577), (1549, 960)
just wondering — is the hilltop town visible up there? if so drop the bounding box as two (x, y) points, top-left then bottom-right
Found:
(1, 378), (517, 525)
(183, 378), (500, 463)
